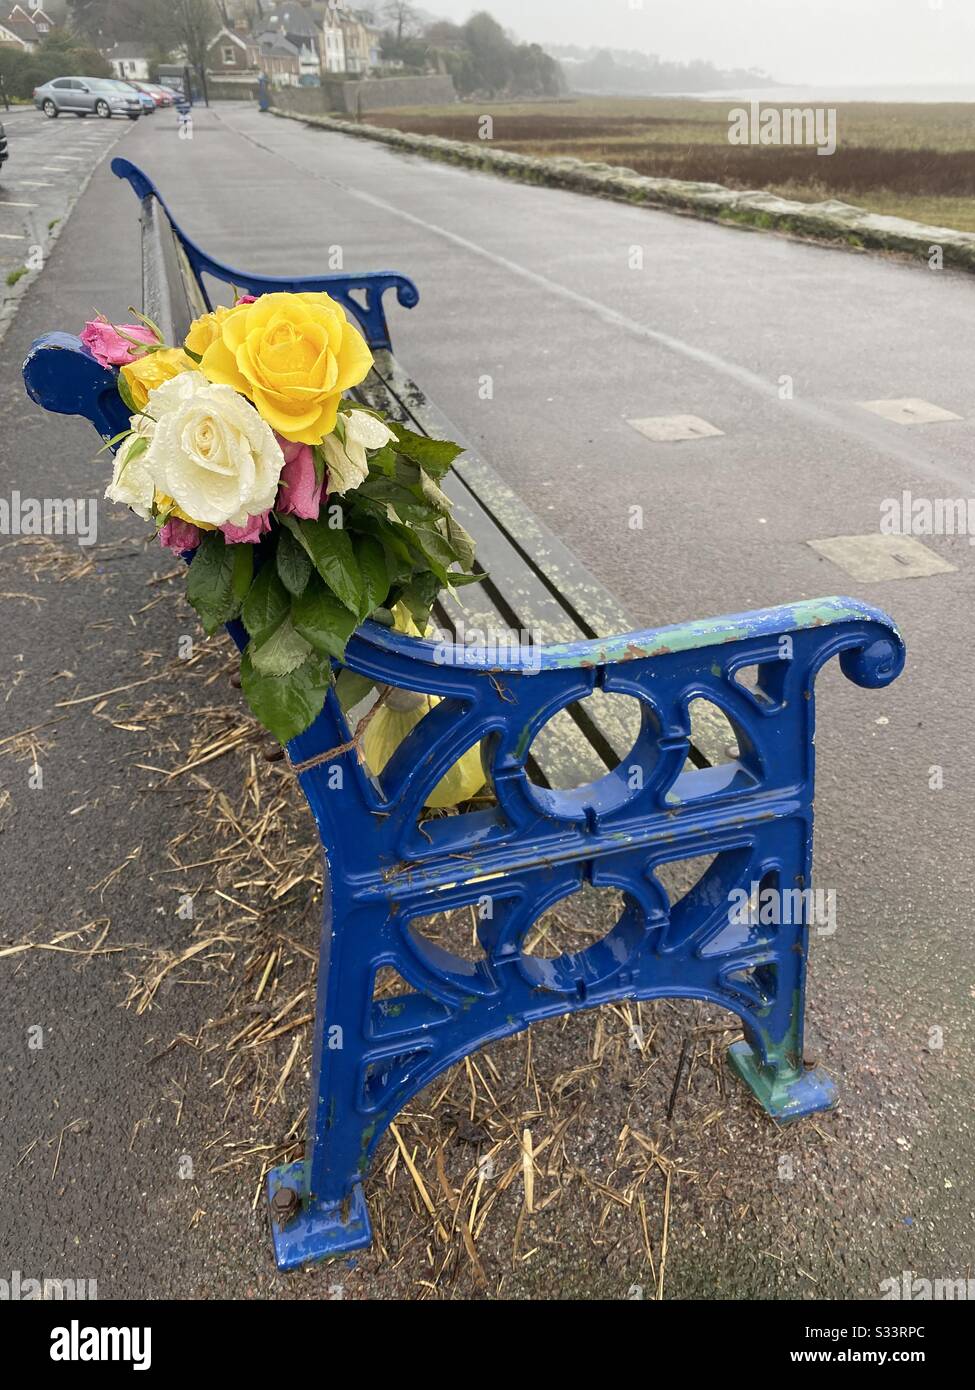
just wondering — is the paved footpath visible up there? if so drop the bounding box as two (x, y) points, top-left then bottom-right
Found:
(0, 104), (971, 1300)
(0, 106), (130, 314)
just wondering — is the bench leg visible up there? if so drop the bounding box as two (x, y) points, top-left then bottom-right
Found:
(260, 874), (379, 1269)
(727, 1038), (837, 1122)
(725, 947), (838, 1122)
(266, 1162), (372, 1272)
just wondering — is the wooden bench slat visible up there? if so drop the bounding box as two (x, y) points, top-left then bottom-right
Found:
(364, 355), (729, 769)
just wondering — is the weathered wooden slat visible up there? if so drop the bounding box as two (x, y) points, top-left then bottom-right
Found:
(363, 354), (729, 768)
(356, 364), (640, 779)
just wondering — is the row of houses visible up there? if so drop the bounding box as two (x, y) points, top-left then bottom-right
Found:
(0, 0), (388, 91)
(0, 3), (58, 52)
(103, 4), (389, 92)
(210, 4), (386, 89)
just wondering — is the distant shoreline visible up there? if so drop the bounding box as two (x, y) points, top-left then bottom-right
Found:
(671, 84), (975, 104)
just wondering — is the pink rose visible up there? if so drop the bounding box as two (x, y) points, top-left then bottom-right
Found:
(81, 318), (157, 368)
(159, 518), (201, 554)
(275, 437), (325, 520)
(221, 511), (271, 545)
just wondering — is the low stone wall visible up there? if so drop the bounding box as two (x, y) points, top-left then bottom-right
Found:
(272, 76), (456, 117)
(268, 106), (975, 273)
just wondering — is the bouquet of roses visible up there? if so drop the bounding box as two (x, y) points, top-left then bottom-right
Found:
(81, 292), (478, 747)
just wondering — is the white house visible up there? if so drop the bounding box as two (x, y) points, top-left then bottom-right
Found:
(320, 5), (345, 75)
(2, 4), (41, 49)
(27, 0), (65, 21)
(0, 20), (29, 51)
(25, 2), (55, 32)
(104, 43), (151, 81)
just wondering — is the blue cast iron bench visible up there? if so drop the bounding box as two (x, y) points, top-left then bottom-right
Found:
(23, 159), (906, 1271)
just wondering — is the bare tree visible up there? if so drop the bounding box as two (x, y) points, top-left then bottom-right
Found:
(382, 0), (420, 45)
(136, 0), (219, 102)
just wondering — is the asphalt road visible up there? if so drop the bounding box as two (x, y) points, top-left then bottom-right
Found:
(0, 105), (130, 305)
(0, 103), (971, 1300)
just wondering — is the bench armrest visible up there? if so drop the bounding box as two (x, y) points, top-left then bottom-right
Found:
(111, 157), (419, 352)
(23, 332), (131, 442)
(344, 597), (904, 688)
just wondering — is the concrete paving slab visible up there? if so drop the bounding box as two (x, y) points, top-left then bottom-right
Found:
(858, 397), (964, 425)
(807, 532), (957, 581)
(627, 414), (724, 443)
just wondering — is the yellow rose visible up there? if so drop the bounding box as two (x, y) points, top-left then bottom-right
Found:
(198, 292), (373, 445)
(155, 495), (217, 531)
(122, 347), (196, 412)
(184, 306), (230, 358)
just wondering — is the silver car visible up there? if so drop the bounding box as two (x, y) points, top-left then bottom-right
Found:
(33, 76), (142, 120)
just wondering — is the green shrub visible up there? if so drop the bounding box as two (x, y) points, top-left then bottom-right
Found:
(0, 42), (111, 101)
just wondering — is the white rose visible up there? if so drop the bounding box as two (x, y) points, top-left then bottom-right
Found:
(140, 372), (285, 528)
(105, 415), (155, 520)
(320, 409), (396, 496)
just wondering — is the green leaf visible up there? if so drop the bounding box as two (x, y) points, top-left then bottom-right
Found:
(249, 613), (314, 677)
(388, 522), (450, 585)
(186, 533), (253, 636)
(398, 572), (441, 629)
(445, 514), (476, 571)
(276, 525), (313, 597)
(335, 667), (376, 714)
(242, 564), (290, 642)
(97, 427), (135, 455)
(418, 469), (453, 514)
(116, 370), (139, 417)
(358, 476), (432, 524)
(382, 542), (414, 587)
(124, 434), (149, 464)
(392, 425), (464, 477)
(368, 442), (397, 477)
(357, 536), (389, 616)
(407, 520), (466, 578)
(239, 650), (333, 745)
(292, 576), (360, 661)
(445, 570), (485, 588)
(296, 518), (364, 616)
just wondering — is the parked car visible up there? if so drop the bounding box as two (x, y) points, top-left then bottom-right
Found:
(129, 81), (173, 108)
(0, 120), (7, 175)
(33, 77), (142, 120)
(111, 80), (155, 115)
(145, 84), (177, 107)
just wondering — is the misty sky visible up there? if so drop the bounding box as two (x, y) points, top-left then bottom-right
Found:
(425, 0), (975, 86)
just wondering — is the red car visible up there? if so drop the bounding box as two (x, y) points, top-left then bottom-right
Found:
(130, 82), (174, 108)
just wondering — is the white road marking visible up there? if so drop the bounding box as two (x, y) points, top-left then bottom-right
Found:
(260, 137), (975, 491)
(0, 201), (38, 209)
(12, 181), (54, 188)
(0, 232), (25, 240)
